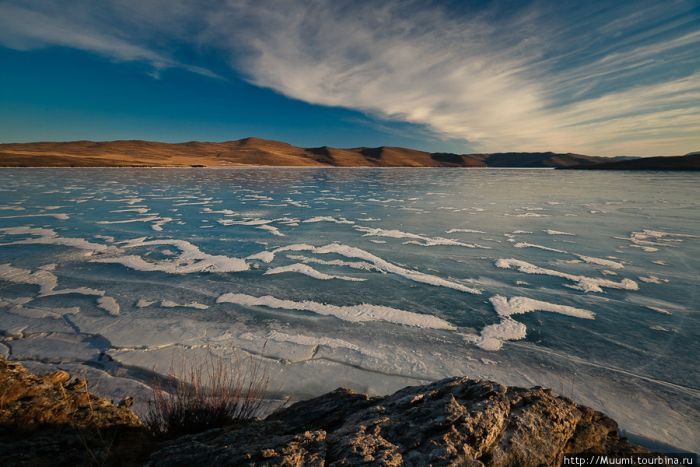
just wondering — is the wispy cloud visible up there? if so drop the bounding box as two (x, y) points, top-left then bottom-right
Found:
(1, 0), (698, 155)
(202, 0), (699, 155)
(0, 1), (221, 79)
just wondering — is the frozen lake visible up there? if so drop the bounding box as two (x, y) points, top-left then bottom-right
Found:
(0, 168), (698, 450)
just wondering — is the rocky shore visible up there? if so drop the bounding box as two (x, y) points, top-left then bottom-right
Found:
(0, 357), (646, 466)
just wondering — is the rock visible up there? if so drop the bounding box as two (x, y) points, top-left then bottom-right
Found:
(0, 357), (647, 466)
(148, 376), (646, 466)
(0, 357), (148, 466)
(266, 388), (379, 432)
(150, 422), (327, 467)
(118, 396), (135, 409)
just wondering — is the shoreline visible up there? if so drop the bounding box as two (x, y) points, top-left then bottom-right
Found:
(3, 357), (676, 465)
(2, 165), (696, 171)
(0, 165), (559, 169)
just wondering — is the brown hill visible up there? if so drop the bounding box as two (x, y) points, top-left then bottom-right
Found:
(475, 152), (608, 168)
(0, 138), (457, 168)
(0, 137), (645, 168)
(0, 138), (319, 167)
(304, 145), (445, 167)
(562, 153), (700, 171)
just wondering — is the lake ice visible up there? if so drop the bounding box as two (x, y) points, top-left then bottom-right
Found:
(0, 168), (698, 450)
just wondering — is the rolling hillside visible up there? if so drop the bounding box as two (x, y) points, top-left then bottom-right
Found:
(0, 138), (619, 168)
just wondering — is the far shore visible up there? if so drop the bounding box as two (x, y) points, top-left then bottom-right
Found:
(3, 137), (696, 169)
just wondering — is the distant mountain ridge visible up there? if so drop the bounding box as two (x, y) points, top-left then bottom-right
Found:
(0, 138), (696, 169)
(560, 152), (700, 171)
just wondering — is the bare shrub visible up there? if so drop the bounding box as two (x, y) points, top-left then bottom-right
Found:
(144, 351), (269, 439)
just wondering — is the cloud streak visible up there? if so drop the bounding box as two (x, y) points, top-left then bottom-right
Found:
(1, 0), (698, 155)
(0, 1), (220, 78)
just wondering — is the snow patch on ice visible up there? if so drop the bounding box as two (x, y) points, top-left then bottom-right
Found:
(264, 263), (365, 282)
(489, 295), (595, 319)
(303, 216), (354, 225)
(0, 226), (115, 253)
(473, 295), (594, 351)
(97, 215), (173, 231)
(495, 258), (638, 293)
(639, 276), (669, 284)
(544, 230), (575, 236)
(619, 229), (698, 252)
(97, 296), (120, 316)
(446, 228), (486, 234)
(92, 238), (249, 274)
(355, 226), (484, 248)
(317, 244), (481, 294)
(218, 217), (287, 236)
(0, 213), (70, 220)
(285, 255), (381, 272)
(111, 208), (150, 214)
(217, 293), (456, 330)
(648, 307), (672, 315)
(513, 242), (567, 253)
(160, 300), (209, 310)
(247, 251), (276, 263)
(218, 218), (272, 226)
(257, 224), (285, 236)
(476, 319), (527, 351)
(576, 255), (624, 270)
(45, 287), (106, 297)
(248, 242), (481, 294)
(202, 208), (237, 215)
(0, 263), (58, 295)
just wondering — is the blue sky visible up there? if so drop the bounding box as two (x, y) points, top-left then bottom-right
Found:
(0, 0), (698, 156)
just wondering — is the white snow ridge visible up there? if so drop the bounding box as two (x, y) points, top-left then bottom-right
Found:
(216, 293), (455, 330)
(264, 263), (366, 281)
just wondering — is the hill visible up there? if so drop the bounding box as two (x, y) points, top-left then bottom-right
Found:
(562, 152), (700, 171)
(0, 138), (614, 168)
